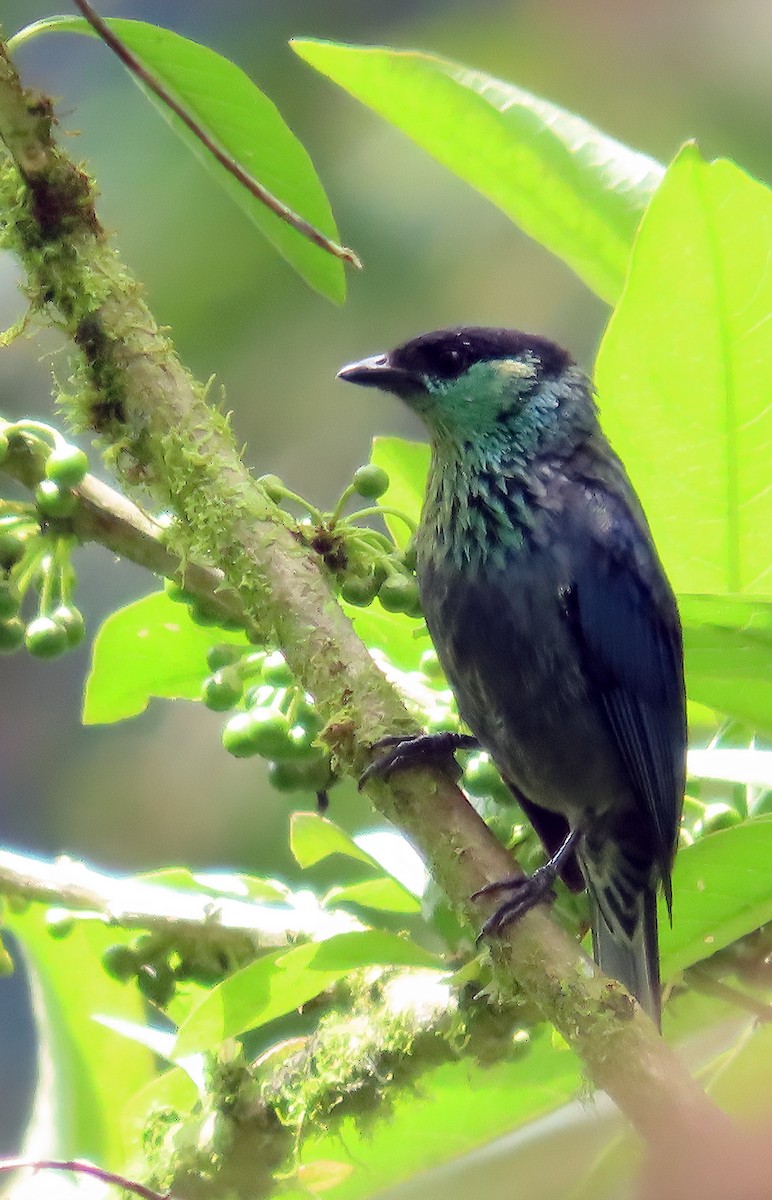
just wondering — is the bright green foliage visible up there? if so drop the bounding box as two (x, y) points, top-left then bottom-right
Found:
(3, 906), (154, 1164)
(15, 18), (346, 302)
(83, 591), (248, 723)
(596, 148), (772, 596)
(659, 818), (772, 976)
(680, 595), (772, 735)
(174, 929), (442, 1055)
(293, 39), (664, 301)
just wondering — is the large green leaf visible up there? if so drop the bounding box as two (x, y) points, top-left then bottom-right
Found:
(596, 146), (772, 596)
(293, 39), (663, 301)
(83, 590), (246, 724)
(13, 18), (346, 301)
(175, 929), (442, 1055)
(681, 595), (772, 733)
(3, 907), (154, 1165)
(660, 818), (772, 977)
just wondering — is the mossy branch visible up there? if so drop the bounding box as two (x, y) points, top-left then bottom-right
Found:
(0, 37), (731, 1153)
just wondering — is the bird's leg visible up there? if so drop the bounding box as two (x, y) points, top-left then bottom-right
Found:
(359, 732), (479, 788)
(474, 826), (583, 939)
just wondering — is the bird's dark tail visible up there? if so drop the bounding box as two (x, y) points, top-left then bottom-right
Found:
(587, 880), (661, 1026)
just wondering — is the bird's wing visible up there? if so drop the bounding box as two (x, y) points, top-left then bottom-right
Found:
(567, 486), (686, 904)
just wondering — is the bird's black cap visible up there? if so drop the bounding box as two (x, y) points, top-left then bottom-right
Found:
(337, 327), (574, 397)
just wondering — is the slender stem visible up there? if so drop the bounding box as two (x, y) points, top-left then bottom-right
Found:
(328, 482), (358, 527)
(0, 847), (357, 944)
(0, 1158), (170, 1200)
(345, 505), (417, 533)
(70, 0), (362, 269)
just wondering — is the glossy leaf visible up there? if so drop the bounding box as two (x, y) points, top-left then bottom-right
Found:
(175, 929), (442, 1054)
(290, 811), (376, 869)
(4, 908), (154, 1164)
(660, 817), (772, 977)
(596, 147), (772, 596)
(681, 595), (772, 733)
(83, 591), (246, 724)
(293, 39), (664, 301)
(324, 877), (422, 914)
(15, 17), (346, 301)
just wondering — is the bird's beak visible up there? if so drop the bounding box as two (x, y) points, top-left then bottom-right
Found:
(336, 354), (422, 398)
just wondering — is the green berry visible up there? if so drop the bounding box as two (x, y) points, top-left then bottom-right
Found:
(0, 618), (25, 654)
(0, 530), (28, 569)
(258, 474), (286, 503)
(285, 725), (320, 761)
(52, 604), (85, 648)
(298, 755), (334, 791)
(222, 708), (292, 759)
(35, 479), (77, 519)
(45, 444), (88, 488)
(102, 944), (139, 982)
(352, 464), (390, 500)
(340, 573), (380, 607)
(378, 575), (420, 614)
(295, 695), (322, 735)
(262, 651), (293, 687)
(206, 643), (244, 672)
(25, 615), (68, 658)
(267, 760), (308, 793)
(222, 711), (262, 758)
(202, 667), (243, 712)
(269, 755), (333, 793)
(464, 754), (503, 796)
(0, 584), (20, 620)
(694, 803), (743, 837)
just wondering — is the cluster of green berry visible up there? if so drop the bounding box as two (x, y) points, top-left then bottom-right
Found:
(0, 420), (87, 658)
(259, 463), (421, 617)
(199, 642), (334, 798)
(102, 930), (255, 1008)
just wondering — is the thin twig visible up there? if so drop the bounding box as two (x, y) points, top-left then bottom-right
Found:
(0, 847), (358, 944)
(70, 0), (362, 269)
(0, 424), (254, 632)
(0, 1158), (171, 1200)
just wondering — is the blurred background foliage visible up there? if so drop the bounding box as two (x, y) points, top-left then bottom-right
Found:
(1, 0), (772, 1153)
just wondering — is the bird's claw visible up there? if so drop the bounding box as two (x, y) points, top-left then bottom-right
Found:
(473, 864), (558, 941)
(358, 731), (479, 789)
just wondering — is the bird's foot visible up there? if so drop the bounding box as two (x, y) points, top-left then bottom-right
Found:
(359, 732), (479, 788)
(473, 865), (559, 940)
(473, 826), (582, 940)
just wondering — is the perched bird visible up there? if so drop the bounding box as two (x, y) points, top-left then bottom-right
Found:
(338, 327), (686, 1024)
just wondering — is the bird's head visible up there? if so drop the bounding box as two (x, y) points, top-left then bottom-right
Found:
(337, 327), (589, 452)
